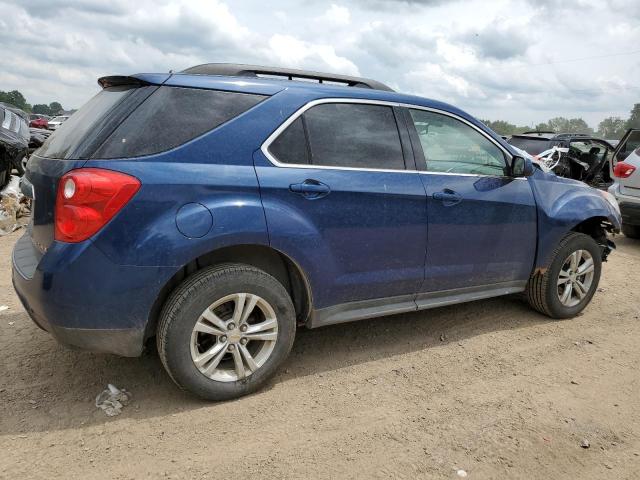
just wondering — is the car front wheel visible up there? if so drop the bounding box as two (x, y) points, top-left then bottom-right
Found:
(157, 264), (296, 401)
(526, 232), (602, 318)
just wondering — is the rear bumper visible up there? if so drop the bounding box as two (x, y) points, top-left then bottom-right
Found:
(12, 233), (176, 357)
(609, 183), (640, 226)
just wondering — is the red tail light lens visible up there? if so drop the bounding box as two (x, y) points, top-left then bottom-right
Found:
(55, 168), (140, 242)
(613, 161), (637, 179)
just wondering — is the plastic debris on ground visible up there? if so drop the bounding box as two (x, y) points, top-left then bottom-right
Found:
(95, 384), (131, 417)
(0, 305), (8, 313)
(0, 175), (31, 236)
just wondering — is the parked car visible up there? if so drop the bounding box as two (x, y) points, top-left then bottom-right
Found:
(0, 103), (29, 187)
(47, 115), (69, 130)
(13, 64), (621, 400)
(507, 131), (615, 188)
(29, 114), (49, 130)
(608, 129), (640, 238)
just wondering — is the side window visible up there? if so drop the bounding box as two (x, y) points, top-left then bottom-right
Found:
(268, 117), (309, 164)
(304, 103), (405, 170)
(409, 109), (507, 176)
(93, 87), (267, 159)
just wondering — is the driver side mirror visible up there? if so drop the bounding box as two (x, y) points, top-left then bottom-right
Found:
(511, 156), (534, 177)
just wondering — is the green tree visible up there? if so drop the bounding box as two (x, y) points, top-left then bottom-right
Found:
(49, 102), (63, 115)
(597, 116), (627, 139)
(533, 117), (593, 134)
(482, 119), (529, 136)
(32, 103), (52, 115)
(625, 103), (640, 130)
(0, 90), (31, 111)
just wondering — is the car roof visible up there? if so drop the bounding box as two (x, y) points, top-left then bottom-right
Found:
(128, 71), (489, 131)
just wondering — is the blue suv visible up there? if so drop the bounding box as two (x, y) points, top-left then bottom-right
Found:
(12, 64), (622, 400)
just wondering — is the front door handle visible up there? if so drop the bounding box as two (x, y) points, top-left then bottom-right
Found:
(289, 180), (331, 199)
(433, 189), (462, 206)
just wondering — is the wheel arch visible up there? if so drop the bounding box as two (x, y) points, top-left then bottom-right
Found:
(145, 244), (312, 341)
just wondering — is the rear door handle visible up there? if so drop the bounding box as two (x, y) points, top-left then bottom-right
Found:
(433, 189), (462, 206)
(289, 180), (331, 199)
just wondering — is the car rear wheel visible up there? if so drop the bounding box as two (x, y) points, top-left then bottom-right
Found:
(157, 264), (296, 401)
(526, 232), (602, 318)
(622, 224), (640, 239)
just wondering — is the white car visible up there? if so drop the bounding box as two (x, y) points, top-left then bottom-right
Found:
(608, 129), (640, 238)
(48, 115), (69, 130)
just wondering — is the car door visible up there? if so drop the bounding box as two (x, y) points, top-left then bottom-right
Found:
(254, 100), (428, 312)
(403, 107), (537, 296)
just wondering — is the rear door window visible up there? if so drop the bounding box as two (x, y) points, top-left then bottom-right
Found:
(93, 87), (267, 159)
(268, 117), (310, 165)
(304, 103), (405, 170)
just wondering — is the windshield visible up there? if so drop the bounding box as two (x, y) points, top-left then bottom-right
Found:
(507, 137), (551, 156)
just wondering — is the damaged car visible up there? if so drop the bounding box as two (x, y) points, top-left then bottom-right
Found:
(508, 131), (615, 189)
(0, 103), (29, 187)
(13, 64), (621, 401)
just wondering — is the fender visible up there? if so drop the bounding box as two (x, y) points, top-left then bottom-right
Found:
(528, 168), (621, 271)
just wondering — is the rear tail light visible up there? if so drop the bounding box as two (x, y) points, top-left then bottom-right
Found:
(55, 168), (140, 242)
(613, 161), (637, 179)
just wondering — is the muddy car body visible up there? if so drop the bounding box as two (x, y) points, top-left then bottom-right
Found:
(13, 64), (622, 400)
(0, 104), (29, 186)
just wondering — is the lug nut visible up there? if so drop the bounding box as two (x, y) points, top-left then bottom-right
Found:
(219, 335), (227, 343)
(240, 324), (248, 332)
(240, 338), (248, 345)
(228, 344), (235, 352)
(227, 323), (236, 331)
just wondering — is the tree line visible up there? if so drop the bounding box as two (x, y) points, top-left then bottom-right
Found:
(0, 89), (65, 116)
(483, 104), (640, 140)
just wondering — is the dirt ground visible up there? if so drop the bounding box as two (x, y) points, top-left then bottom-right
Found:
(0, 229), (639, 480)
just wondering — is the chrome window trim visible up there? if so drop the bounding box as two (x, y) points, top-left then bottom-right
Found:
(260, 97), (519, 179)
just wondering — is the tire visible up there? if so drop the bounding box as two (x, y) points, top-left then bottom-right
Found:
(622, 224), (640, 239)
(526, 232), (602, 319)
(157, 264), (296, 401)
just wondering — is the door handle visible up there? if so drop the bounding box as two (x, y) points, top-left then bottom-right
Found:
(433, 189), (462, 206)
(289, 180), (331, 199)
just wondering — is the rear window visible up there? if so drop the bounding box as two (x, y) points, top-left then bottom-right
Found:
(93, 87), (266, 159)
(38, 86), (143, 159)
(507, 136), (551, 155)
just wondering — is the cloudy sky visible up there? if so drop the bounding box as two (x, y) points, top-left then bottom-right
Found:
(1, 0), (639, 127)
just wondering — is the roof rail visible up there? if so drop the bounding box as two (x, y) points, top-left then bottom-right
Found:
(180, 63), (394, 92)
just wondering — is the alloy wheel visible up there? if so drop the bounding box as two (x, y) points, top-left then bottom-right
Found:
(557, 249), (595, 308)
(190, 293), (278, 382)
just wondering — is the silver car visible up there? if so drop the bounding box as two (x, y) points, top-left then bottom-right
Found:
(609, 129), (640, 238)
(48, 115), (69, 130)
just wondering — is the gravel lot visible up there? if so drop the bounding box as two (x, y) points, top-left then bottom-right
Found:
(1, 229), (639, 479)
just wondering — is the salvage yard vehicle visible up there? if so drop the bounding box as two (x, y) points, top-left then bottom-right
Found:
(47, 115), (69, 130)
(29, 114), (49, 130)
(0, 103), (29, 187)
(12, 64), (622, 400)
(608, 129), (640, 238)
(507, 131), (615, 189)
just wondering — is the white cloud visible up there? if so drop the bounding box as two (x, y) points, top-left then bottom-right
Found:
(0, 0), (639, 128)
(321, 4), (351, 26)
